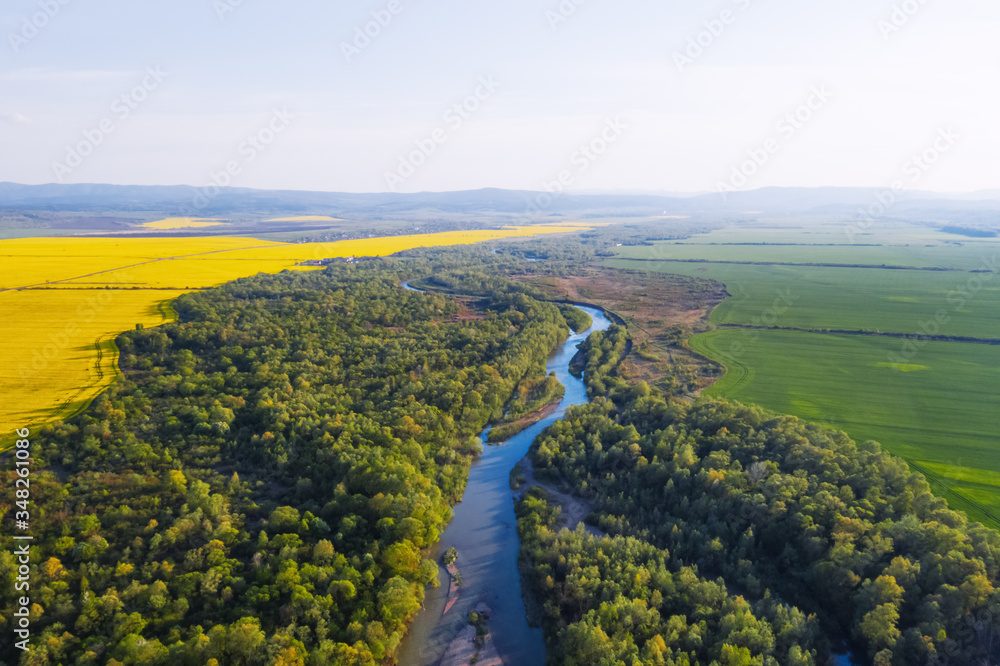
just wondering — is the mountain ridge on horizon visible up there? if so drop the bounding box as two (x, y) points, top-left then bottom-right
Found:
(0, 182), (998, 223)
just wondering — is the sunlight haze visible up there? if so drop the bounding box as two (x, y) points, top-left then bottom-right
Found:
(2, 0), (997, 193)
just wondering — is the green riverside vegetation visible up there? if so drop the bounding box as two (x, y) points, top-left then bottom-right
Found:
(487, 374), (566, 443)
(0, 262), (571, 664)
(518, 358), (1000, 665)
(557, 305), (593, 334)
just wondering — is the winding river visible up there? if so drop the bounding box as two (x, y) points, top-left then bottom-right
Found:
(397, 283), (611, 665)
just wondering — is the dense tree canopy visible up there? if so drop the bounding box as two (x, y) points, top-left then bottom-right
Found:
(521, 364), (1000, 665)
(0, 263), (572, 665)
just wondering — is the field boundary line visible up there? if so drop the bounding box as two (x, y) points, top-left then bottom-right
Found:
(611, 258), (967, 272)
(717, 324), (1000, 346)
(907, 460), (1000, 530)
(0, 243), (286, 293)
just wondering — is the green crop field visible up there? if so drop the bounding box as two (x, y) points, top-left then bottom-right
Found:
(605, 260), (1000, 339)
(613, 225), (1000, 529)
(615, 242), (947, 267)
(691, 329), (1000, 528)
(617, 238), (1000, 270)
(666, 220), (1000, 247)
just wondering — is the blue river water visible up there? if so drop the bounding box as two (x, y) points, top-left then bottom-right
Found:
(397, 284), (610, 665)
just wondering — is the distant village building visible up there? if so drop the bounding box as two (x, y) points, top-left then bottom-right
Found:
(297, 256), (363, 267)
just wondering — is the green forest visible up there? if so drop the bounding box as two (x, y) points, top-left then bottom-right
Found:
(0, 262), (573, 665)
(519, 353), (1000, 665)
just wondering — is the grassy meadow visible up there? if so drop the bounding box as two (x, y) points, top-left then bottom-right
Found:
(0, 224), (588, 446)
(612, 224), (1000, 529)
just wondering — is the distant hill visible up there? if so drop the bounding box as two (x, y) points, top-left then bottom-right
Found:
(0, 182), (998, 223)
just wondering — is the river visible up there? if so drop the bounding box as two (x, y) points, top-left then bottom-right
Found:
(398, 282), (610, 665)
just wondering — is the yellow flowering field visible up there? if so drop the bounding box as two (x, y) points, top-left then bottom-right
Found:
(0, 236), (277, 287)
(213, 226), (589, 262)
(141, 217), (224, 229)
(0, 225), (588, 445)
(0, 290), (176, 437)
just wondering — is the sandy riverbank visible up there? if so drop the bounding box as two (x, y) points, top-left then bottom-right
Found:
(439, 604), (504, 666)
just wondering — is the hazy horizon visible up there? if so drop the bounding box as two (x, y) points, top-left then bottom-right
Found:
(4, 181), (1000, 200)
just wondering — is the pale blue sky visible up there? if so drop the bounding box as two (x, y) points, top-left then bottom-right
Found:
(1, 0), (997, 193)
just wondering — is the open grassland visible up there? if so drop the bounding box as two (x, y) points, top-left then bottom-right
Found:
(0, 225), (586, 445)
(605, 260), (1000, 339)
(525, 267), (726, 395)
(691, 329), (1000, 528)
(141, 217), (224, 229)
(0, 229), (91, 239)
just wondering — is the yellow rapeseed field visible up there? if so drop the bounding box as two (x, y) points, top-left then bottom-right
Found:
(0, 290), (176, 437)
(0, 225), (589, 445)
(141, 217), (225, 229)
(213, 226), (593, 262)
